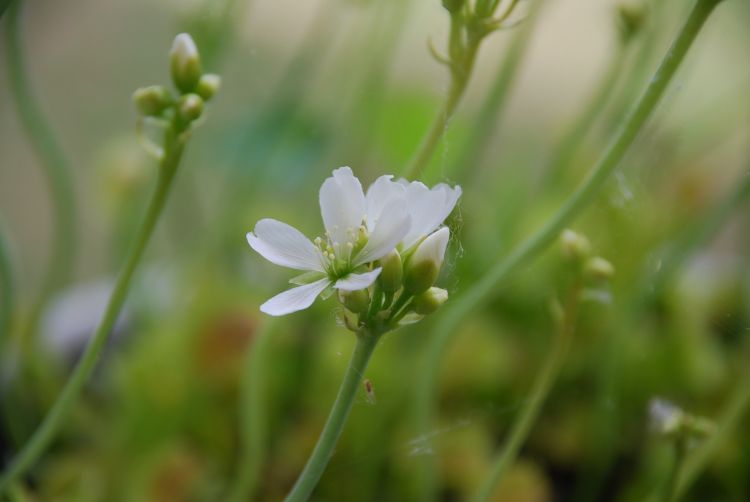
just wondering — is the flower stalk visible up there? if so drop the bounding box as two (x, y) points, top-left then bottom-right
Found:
(0, 33), (218, 493)
(403, 0), (524, 180)
(411, 0), (725, 497)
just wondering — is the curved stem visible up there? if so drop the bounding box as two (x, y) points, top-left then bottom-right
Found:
(663, 439), (688, 502)
(411, 0), (723, 496)
(403, 33), (481, 180)
(227, 319), (274, 502)
(448, 0), (547, 181)
(285, 331), (380, 501)
(5, 0), (78, 336)
(0, 140), (186, 493)
(674, 376), (750, 499)
(473, 290), (579, 502)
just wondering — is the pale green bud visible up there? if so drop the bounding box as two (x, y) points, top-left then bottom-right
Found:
(196, 73), (221, 101)
(379, 250), (402, 293)
(338, 288), (370, 314)
(585, 256), (615, 281)
(405, 227), (449, 295)
(560, 229), (591, 261)
(412, 287), (448, 315)
(617, 3), (646, 42)
(177, 93), (204, 122)
(170, 33), (202, 93)
(442, 0), (465, 14)
(132, 85), (171, 116)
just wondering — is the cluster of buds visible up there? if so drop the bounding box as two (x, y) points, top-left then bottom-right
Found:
(559, 229), (615, 303)
(338, 227), (452, 332)
(133, 33), (221, 130)
(648, 398), (714, 441)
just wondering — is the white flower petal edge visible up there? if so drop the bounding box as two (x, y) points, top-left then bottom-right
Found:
(356, 199), (411, 265)
(260, 278), (331, 316)
(335, 268), (382, 291)
(365, 175), (406, 231)
(400, 181), (461, 249)
(319, 166), (366, 246)
(246, 219), (324, 272)
(412, 227), (450, 267)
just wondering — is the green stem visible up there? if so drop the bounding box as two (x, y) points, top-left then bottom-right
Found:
(411, 0), (723, 496)
(673, 376), (750, 499)
(0, 220), (15, 344)
(5, 0), (78, 337)
(0, 140), (186, 493)
(227, 319), (274, 502)
(473, 291), (578, 502)
(402, 35), (480, 180)
(285, 331), (380, 501)
(663, 438), (688, 502)
(543, 43), (629, 188)
(448, 0), (547, 181)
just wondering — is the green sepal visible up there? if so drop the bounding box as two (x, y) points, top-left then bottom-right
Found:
(319, 283), (336, 300)
(289, 271), (327, 286)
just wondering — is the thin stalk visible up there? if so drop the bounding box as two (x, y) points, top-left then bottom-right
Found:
(285, 331), (380, 501)
(0, 220), (15, 343)
(472, 290), (579, 502)
(0, 139), (187, 493)
(448, 0), (546, 181)
(411, 0), (723, 497)
(543, 44), (629, 188)
(5, 0), (78, 339)
(227, 319), (274, 502)
(663, 438), (688, 502)
(673, 376), (750, 499)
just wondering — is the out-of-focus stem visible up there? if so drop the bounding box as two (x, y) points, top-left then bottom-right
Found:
(227, 319), (274, 502)
(0, 221), (15, 343)
(411, 0), (724, 498)
(543, 44), (629, 188)
(473, 288), (579, 502)
(0, 134), (188, 493)
(673, 373), (750, 499)
(448, 0), (547, 181)
(5, 0), (78, 339)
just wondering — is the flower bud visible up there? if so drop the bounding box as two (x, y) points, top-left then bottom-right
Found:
(170, 33), (202, 93)
(338, 288), (370, 314)
(177, 93), (204, 123)
(560, 229), (591, 261)
(378, 250), (402, 293)
(412, 287), (448, 315)
(442, 0), (465, 14)
(585, 256), (615, 281)
(195, 73), (221, 101)
(617, 3), (646, 42)
(649, 398), (683, 436)
(132, 85), (171, 116)
(404, 227), (449, 295)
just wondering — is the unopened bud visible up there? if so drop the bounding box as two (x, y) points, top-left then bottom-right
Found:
(379, 250), (402, 293)
(560, 229), (591, 261)
(170, 33), (202, 93)
(412, 287), (448, 315)
(585, 256), (615, 281)
(132, 85), (172, 116)
(405, 227), (449, 295)
(649, 398), (684, 436)
(442, 0), (465, 14)
(617, 3), (646, 42)
(177, 93), (204, 122)
(338, 288), (370, 314)
(196, 73), (221, 101)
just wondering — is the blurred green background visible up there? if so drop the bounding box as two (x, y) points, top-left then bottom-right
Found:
(1, 0), (750, 500)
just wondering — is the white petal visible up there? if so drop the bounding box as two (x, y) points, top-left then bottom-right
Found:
(355, 199), (411, 265)
(365, 175), (406, 231)
(247, 219), (324, 272)
(401, 181), (461, 249)
(411, 227), (450, 269)
(260, 278), (330, 316)
(319, 166), (366, 245)
(334, 268), (382, 291)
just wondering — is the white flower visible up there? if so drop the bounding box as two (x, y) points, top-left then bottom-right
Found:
(247, 167), (410, 316)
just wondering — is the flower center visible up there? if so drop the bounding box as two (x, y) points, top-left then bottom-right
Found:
(315, 220), (369, 278)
